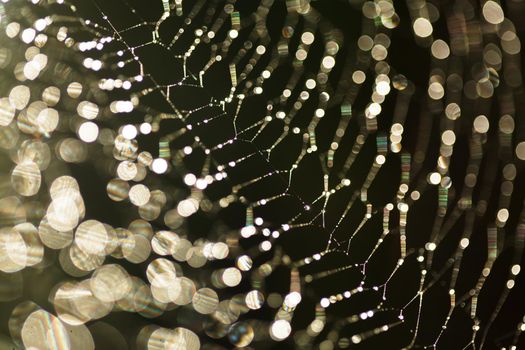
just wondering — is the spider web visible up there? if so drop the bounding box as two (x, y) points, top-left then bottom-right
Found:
(0, 0), (524, 349)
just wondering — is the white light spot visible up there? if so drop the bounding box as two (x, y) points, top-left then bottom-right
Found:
(151, 158), (168, 174)
(78, 122), (99, 143)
